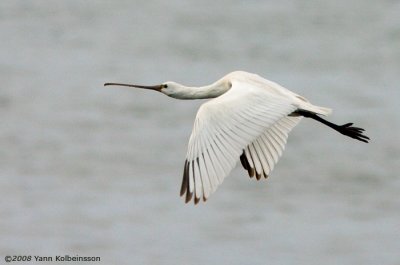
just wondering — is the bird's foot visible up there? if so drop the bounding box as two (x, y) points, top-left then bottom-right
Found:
(337, 123), (370, 143)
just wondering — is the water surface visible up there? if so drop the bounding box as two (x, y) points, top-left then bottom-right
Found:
(0, 1), (399, 264)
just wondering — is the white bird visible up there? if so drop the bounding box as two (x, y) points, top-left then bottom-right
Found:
(105, 71), (369, 204)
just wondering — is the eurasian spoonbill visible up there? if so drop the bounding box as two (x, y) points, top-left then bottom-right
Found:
(105, 71), (369, 204)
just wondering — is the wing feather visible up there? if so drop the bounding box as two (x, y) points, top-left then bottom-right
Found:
(256, 137), (274, 174)
(186, 161), (194, 203)
(253, 140), (270, 179)
(180, 160), (189, 196)
(244, 147), (256, 178)
(207, 143), (224, 184)
(199, 154), (211, 198)
(248, 143), (263, 179)
(194, 159), (202, 203)
(241, 116), (302, 179)
(212, 138), (231, 174)
(197, 129), (212, 197)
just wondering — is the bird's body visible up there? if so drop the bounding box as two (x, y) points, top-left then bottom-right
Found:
(105, 71), (369, 204)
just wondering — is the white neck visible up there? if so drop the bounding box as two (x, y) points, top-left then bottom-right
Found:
(164, 80), (232, 100)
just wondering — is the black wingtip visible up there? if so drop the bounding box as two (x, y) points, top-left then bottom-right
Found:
(180, 160), (189, 197)
(185, 191), (193, 203)
(240, 153), (249, 170)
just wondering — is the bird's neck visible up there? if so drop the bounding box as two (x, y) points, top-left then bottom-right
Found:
(168, 80), (231, 100)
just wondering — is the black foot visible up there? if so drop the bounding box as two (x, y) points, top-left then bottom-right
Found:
(336, 123), (370, 143)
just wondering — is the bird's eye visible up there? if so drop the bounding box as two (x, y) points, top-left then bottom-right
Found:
(163, 84), (168, 88)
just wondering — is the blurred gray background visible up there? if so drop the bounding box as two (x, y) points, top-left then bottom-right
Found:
(1, 1), (399, 264)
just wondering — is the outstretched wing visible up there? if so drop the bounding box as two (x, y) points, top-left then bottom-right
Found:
(240, 115), (302, 180)
(180, 80), (300, 204)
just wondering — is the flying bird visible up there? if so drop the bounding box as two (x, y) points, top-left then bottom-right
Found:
(105, 71), (369, 204)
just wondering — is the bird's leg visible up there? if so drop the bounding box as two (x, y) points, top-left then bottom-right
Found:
(293, 110), (370, 143)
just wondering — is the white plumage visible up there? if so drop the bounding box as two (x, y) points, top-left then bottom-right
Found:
(105, 71), (369, 204)
(180, 72), (331, 203)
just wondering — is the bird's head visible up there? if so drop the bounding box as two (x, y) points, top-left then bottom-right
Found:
(104, 81), (183, 98)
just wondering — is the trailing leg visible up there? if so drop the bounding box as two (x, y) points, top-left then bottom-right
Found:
(293, 110), (369, 143)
